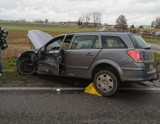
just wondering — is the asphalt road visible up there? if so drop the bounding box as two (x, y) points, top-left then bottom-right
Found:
(0, 90), (160, 124)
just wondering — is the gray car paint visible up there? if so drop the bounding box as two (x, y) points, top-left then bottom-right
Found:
(17, 32), (157, 82)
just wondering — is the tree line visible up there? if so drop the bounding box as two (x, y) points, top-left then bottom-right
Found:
(78, 12), (160, 30)
(78, 13), (128, 30)
(78, 12), (101, 27)
(151, 17), (160, 29)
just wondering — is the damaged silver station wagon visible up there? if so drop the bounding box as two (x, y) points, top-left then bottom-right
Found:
(17, 30), (158, 96)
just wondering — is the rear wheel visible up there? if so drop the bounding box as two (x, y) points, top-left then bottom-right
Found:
(93, 70), (119, 96)
(18, 58), (35, 74)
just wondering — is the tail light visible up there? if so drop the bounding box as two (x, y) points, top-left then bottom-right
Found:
(127, 49), (143, 62)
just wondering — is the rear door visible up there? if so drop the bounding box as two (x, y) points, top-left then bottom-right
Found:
(64, 35), (101, 77)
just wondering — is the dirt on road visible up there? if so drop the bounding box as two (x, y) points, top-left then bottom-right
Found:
(0, 71), (160, 88)
(0, 72), (91, 87)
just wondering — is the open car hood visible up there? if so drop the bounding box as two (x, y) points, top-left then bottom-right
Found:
(28, 30), (53, 49)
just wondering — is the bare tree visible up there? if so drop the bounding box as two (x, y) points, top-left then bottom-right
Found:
(92, 12), (101, 27)
(78, 17), (83, 26)
(84, 14), (91, 25)
(153, 17), (160, 29)
(151, 21), (156, 28)
(116, 15), (128, 31)
(78, 12), (101, 26)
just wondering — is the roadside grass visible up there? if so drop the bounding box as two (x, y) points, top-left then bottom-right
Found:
(154, 52), (160, 73)
(3, 57), (17, 73)
(1, 58), (17, 81)
(143, 37), (160, 44)
(154, 52), (160, 59)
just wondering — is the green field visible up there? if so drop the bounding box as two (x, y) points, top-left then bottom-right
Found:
(0, 22), (97, 32)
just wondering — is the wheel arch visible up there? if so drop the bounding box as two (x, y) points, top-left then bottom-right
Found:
(90, 60), (123, 81)
(18, 50), (37, 61)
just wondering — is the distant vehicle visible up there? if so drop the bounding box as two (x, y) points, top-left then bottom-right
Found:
(16, 30), (158, 96)
(155, 32), (160, 37)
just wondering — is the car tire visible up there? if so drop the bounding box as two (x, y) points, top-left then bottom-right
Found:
(93, 70), (119, 97)
(18, 58), (35, 74)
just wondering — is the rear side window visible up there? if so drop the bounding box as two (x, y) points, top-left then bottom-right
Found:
(71, 35), (100, 49)
(129, 34), (149, 49)
(101, 36), (127, 49)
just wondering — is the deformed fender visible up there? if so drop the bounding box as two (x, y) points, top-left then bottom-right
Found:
(16, 50), (37, 69)
(16, 50), (37, 73)
(88, 59), (123, 80)
(17, 50), (37, 61)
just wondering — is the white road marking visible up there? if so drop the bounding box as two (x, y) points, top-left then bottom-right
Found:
(0, 87), (85, 91)
(0, 87), (160, 91)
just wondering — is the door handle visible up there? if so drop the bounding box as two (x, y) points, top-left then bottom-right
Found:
(85, 52), (94, 56)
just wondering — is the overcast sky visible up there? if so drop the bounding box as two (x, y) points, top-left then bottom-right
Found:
(0, 0), (159, 25)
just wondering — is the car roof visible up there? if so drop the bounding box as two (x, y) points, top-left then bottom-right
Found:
(68, 31), (130, 36)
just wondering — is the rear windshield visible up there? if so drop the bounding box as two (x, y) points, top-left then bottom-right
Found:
(129, 34), (149, 49)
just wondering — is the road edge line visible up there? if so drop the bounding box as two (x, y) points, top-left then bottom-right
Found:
(0, 87), (85, 91)
(0, 87), (160, 91)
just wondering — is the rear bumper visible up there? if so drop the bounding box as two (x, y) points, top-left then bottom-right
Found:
(121, 68), (157, 81)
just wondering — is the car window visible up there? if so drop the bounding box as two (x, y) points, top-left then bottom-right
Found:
(71, 35), (100, 49)
(129, 34), (149, 49)
(62, 35), (74, 50)
(93, 38), (101, 48)
(101, 36), (127, 48)
(45, 36), (64, 51)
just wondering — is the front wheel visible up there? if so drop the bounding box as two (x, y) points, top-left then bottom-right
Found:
(93, 70), (119, 97)
(18, 58), (35, 74)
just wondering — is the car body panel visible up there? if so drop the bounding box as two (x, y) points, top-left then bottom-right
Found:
(64, 49), (101, 77)
(87, 58), (123, 79)
(36, 49), (63, 75)
(17, 31), (158, 82)
(28, 30), (53, 49)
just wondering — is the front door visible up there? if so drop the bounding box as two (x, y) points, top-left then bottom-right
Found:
(37, 36), (65, 75)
